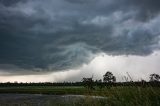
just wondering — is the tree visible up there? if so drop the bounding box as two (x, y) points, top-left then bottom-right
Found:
(96, 79), (105, 89)
(103, 71), (116, 83)
(82, 77), (94, 90)
(150, 74), (160, 82)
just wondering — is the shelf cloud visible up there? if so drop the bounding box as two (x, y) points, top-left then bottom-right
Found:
(0, 0), (160, 75)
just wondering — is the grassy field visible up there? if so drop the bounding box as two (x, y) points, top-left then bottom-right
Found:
(0, 86), (160, 106)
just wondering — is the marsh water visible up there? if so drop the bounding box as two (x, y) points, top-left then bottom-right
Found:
(0, 94), (107, 106)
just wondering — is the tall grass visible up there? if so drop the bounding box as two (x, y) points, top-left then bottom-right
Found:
(41, 86), (160, 106)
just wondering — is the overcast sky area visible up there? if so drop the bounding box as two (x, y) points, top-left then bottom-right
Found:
(0, 0), (160, 82)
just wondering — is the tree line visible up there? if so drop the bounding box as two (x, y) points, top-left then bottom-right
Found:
(0, 71), (159, 88)
(82, 71), (160, 89)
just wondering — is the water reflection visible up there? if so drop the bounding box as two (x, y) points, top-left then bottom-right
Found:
(0, 94), (107, 106)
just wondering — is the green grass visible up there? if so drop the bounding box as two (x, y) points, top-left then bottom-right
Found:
(0, 86), (160, 106)
(0, 86), (86, 95)
(100, 86), (160, 106)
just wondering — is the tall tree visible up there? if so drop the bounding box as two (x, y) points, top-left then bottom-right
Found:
(103, 71), (116, 83)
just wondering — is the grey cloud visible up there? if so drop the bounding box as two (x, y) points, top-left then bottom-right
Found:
(0, 0), (25, 6)
(0, 0), (160, 74)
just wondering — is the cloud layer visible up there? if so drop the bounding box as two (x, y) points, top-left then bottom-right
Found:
(1, 50), (160, 82)
(0, 0), (160, 73)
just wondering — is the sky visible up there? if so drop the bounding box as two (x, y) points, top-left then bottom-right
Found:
(0, 0), (160, 82)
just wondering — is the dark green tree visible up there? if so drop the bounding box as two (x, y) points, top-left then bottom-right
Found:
(82, 77), (94, 90)
(96, 79), (105, 89)
(103, 71), (116, 83)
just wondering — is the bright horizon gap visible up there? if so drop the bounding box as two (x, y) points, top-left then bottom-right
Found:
(0, 50), (160, 83)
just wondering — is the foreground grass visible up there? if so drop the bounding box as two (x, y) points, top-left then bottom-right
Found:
(0, 86), (160, 106)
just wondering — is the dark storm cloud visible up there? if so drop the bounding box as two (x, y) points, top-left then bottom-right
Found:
(0, 0), (24, 6)
(0, 0), (160, 73)
(124, 0), (160, 21)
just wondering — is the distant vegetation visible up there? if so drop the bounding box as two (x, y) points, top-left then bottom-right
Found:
(0, 72), (160, 106)
(0, 71), (159, 88)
